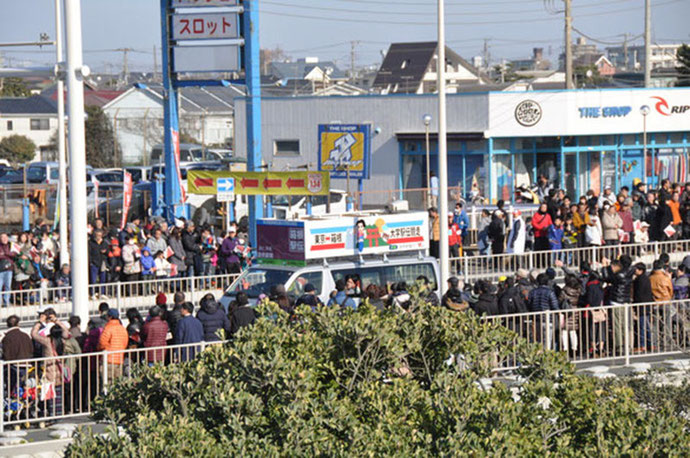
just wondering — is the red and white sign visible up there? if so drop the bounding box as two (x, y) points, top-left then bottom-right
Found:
(307, 173), (324, 194)
(172, 13), (238, 40)
(120, 171), (133, 231)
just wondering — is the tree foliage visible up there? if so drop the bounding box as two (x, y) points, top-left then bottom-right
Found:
(676, 44), (690, 87)
(0, 134), (35, 164)
(67, 297), (690, 457)
(85, 105), (120, 168)
(0, 77), (31, 97)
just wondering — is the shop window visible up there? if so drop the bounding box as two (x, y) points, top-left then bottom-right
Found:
(273, 140), (300, 157)
(622, 134), (636, 145)
(599, 135), (615, 145)
(535, 137), (559, 150)
(6, 120), (12, 131)
(493, 138), (510, 150)
(466, 140), (486, 152)
(670, 133), (684, 144)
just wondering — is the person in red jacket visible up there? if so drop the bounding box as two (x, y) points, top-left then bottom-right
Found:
(447, 212), (462, 258)
(531, 203), (553, 251)
(141, 306), (169, 365)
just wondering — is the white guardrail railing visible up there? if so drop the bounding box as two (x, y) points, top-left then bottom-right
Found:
(0, 340), (227, 431)
(452, 239), (690, 282)
(0, 274), (240, 326)
(482, 298), (690, 371)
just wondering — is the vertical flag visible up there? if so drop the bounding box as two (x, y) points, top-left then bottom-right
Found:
(171, 130), (187, 203)
(120, 171), (133, 230)
(93, 176), (100, 219)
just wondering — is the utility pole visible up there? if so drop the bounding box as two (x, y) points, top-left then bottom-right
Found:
(437, 0), (450, 292)
(564, 0), (573, 89)
(350, 41), (360, 80)
(644, 0), (651, 87)
(64, 0), (90, 328)
(115, 47), (132, 87)
(623, 33), (629, 70)
(54, 0), (68, 268)
(482, 38), (490, 72)
(153, 44), (158, 81)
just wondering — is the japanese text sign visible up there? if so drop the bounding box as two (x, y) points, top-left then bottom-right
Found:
(318, 124), (371, 179)
(188, 170), (330, 196)
(173, 13), (238, 40)
(256, 220), (307, 266)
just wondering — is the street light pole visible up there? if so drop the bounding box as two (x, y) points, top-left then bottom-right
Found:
(55, 0), (69, 267)
(640, 105), (650, 183)
(423, 114), (431, 208)
(437, 0), (450, 291)
(64, 0), (90, 326)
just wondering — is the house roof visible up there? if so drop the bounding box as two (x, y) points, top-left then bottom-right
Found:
(269, 60), (347, 81)
(372, 41), (489, 92)
(105, 84), (242, 113)
(0, 95), (56, 115)
(41, 84), (124, 108)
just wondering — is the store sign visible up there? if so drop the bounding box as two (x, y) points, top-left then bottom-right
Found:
(578, 106), (632, 118)
(172, 13), (238, 40)
(187, 170), (329, 196)
(318, 124), (371, 179)
(514, 100), (542, 127)
(488, 88), (690, 137)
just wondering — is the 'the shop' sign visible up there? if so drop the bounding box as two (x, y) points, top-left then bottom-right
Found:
(578, 106), (632, 118)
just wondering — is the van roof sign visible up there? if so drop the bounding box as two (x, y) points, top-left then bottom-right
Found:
(256, 212), (429, 264)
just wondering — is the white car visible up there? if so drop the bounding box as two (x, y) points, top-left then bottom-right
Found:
(272, 190), (348, 219)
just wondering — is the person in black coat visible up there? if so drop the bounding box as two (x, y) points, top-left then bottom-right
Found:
(632, 263), (654, 351)
(197, 293), (231, 341)
(181, 222), (201, 276)
(229, 292), (256, 336)
(472, 280), (499, 316)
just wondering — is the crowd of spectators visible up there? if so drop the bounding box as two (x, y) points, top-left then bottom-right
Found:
(0, 216), (252, 305)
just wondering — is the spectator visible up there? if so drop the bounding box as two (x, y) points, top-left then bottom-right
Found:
(601, 258), (633, 355)
(548, 216), (564, 251)
(154, 250), (171, 278)
(146, 228), (168, 256)
(650, 260), (673, 302)
(453, 202), (470, 246)
(447, 212), (462, 260)
(141, 306), (169, 365)
(363, 284), (385, 310)
(602, 205), (623, 245)
(168, 228), (186, 278)
(31, 314), (73, 414)
(585, 206), (603, 247)
(442, 277), (467, 311)
(295, 283), (323, 309)
(229, 292), (256, 336)
(632, 263), (654, 352)
(532, 203), (553, 251)
(660, 191), (682, 240)
(0, 233), (15, 306)
(327, 279), (356, 309)
(528, 273), (559, 312)
(416, 275), (439, 307)
(121, 235), (141, 282)
(219, 227), (241, 274)
(2, 315), (32, 361)
(498, 277), (527, 315)
(98, 309), (129, 382)
(182, 222), (201, 277)
(477, 209), (492, 255)
(598, 185), (616, 209)
(106, 238), (123, 283)
(619, 198), (634, 242)
(175, 302), (204, 361)
(167, 291), (185, 340)
(140, 247), (156, 281)
(488, 211), (506, 258)
(506, 210), (526, 255)
(197, 294), (231, 342)
(88, 229), (108, 292)
(471, 280), (498, 316)
(428, 207), (440, 258)
(68, 315), (84, 349)
(559, 274), (582, 355)
(269, 284), (293, 315)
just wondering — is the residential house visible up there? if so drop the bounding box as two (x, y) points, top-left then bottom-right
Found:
(372, 41), (491, 94)
(606, 43), (683, 71)
(0, 95), (57, 161)
(102, 84), (241, 165)
(510, 48), (552, 72)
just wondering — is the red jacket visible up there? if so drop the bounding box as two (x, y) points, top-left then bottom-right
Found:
(531, 212), (553, 239)
(448, 223), (461, 247)
(142, 317), (169, 363)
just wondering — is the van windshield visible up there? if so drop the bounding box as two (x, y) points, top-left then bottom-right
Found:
(225, 268), (294, 298)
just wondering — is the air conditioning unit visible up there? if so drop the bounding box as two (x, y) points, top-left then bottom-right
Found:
(386, 200), (409, 213)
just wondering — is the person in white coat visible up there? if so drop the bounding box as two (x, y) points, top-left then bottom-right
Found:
(507, 210), (526, 255)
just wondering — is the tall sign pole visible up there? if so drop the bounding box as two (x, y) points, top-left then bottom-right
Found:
(160, 0), (184, 222)
(644, 0), (651, 88)
(437, 0), (450, 290)
(244, 0), (263, 248)
(55, 0), (69, 266)
(64, 0), (89, 325)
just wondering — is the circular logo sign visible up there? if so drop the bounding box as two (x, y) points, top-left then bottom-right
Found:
(515, 100), (542, 127)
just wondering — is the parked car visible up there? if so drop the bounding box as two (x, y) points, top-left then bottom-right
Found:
(0, 169), (24, 184)
(25, 161), (59, 184)
(273, 190), (348, 220)
(124, 166), (151, 183)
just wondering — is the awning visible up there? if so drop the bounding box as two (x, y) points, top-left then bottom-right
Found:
(395, 132), (485, 142)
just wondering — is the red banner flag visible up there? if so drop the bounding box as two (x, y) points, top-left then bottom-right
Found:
(120, 171), (133, 230)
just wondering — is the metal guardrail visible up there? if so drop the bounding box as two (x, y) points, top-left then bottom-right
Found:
(452, 239), (690, 282)
(483, 298), (690, 370)
(0, 340), (227, 431)
(0, 274), (240, 326)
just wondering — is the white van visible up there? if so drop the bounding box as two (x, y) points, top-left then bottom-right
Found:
(219, 254), (439, 310)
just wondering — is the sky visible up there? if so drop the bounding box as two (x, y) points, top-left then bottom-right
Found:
(0, 0), (688, 74)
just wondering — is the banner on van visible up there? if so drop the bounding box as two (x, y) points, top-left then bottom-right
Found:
(256, 212), (429, 263)
(188, 170), (329, 196)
